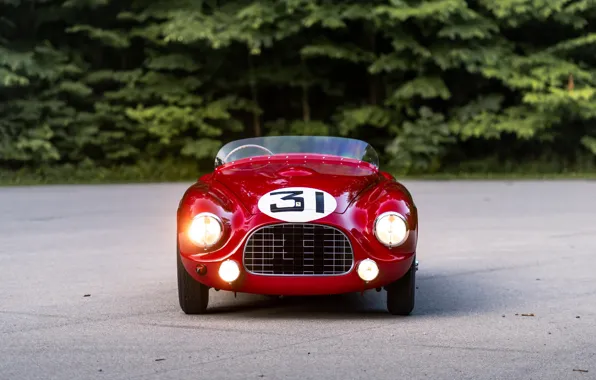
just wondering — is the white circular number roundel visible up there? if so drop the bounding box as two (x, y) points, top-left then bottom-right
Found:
(257, 187), (337, 222)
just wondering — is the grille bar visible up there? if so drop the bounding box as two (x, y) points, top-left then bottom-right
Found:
(243, 223), (354, 276)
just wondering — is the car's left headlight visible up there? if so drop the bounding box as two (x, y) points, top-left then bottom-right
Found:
(187, 213), (223, 248)
(374, 212), (409, 247)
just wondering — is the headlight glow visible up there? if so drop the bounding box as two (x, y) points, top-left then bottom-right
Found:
(187, 213), (223, 248)
(218, 260), (240, 282)
(357, 259), (379, 282)
(374, 212), (409, 247)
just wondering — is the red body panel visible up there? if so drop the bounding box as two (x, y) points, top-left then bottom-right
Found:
(214, 154), (379, 214)
(177, 154), (418, 296)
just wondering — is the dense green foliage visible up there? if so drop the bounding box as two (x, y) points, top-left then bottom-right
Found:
(2, 0), (596, 176)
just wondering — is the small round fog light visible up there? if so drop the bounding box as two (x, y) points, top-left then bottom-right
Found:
(357, 259), (379, 282)
(218, 260), (240, 283)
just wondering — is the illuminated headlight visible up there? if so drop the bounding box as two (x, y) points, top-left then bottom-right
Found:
(357, 259), (379, 282)
(218, 260), (240, 282)
(187, 213), (223, 248)
(374, 212), (409, 247)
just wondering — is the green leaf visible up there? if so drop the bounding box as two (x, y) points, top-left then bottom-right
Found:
(266, 120), (332, 136)
(62, 0), (110, 9)
(386, 107), (454, 174)
(544, 33), (596, 54)
(335, 106), (393, 135)
(368, 53), (412, 74)
(300, 42), (376, 62)
(451, 105), (559, 140)
(374, 0), (467, 22)
(0, 68), (29, 86)
(438, 17), (499, 40)
(144, 54), (201, 72)
(66, 25), (130, 48)
(580, 136), (596, 155)
(84, 70), (143, 85)
(388, 76), (451, 104)
(56, 81), (94, 97)
(181, 138), (222, 159)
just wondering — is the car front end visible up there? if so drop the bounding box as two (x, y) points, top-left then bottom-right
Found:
(176, 136), (419, 315)
(177, 164), (417, 297)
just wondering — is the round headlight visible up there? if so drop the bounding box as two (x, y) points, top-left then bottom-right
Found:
(374, 212), (408, 247)
(187, 213), (223, 248)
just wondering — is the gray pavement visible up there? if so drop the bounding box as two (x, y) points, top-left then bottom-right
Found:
(1, 180), (595, 380)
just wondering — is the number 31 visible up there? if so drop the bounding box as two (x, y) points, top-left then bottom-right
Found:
(270, 190), (325, 213)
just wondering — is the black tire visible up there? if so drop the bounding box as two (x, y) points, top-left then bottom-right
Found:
(177, 246), (209, 314)
(386, 258), (416, 316)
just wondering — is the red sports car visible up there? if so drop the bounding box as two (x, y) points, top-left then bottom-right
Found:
(176, 136), (418, 315)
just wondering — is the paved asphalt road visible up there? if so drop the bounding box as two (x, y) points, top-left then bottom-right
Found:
(1, 181), (595, 380)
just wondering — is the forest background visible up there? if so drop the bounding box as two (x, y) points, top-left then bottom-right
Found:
(2, 0), (596, 184)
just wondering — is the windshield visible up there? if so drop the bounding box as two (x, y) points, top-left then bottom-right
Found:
(215, 136), (379, 168)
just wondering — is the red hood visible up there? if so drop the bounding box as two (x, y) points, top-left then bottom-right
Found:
(213, 160), (379, 215)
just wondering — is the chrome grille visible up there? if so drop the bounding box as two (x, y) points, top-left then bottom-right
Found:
(243, 223), (354, 275)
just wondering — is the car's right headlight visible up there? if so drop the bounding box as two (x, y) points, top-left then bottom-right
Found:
(187, 212), (223, 248)
(374, 212), (409, 247)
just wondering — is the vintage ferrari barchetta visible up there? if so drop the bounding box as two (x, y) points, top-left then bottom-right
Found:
(176, 136), (418, 315)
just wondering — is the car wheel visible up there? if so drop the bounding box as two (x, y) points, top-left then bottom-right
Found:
(177, 245), (209, 314)
(385, 257), (416, 316)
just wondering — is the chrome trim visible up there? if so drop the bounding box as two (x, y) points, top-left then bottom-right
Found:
(373, 211), (409, 247)
(242, 223), (355, 276)
(189, 212), (224, 249)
